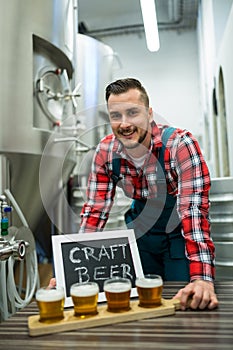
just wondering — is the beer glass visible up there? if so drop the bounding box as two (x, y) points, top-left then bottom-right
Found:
(104, 277), (131, 313)
(36, 286), (65, 323)
(136, 274), (163, 308)
(70, 282), (99, 317)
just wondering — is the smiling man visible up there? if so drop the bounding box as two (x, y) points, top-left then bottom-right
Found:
(78, 77), (219, 311)
(108, 88), (152, 153)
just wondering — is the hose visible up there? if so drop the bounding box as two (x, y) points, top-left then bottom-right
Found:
(4, 189), (29, 228)
(0, 189), (39, 319)
(7, 249), (38, 309)
(0, 261), (8, 321)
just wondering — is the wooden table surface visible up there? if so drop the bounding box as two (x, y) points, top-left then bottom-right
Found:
(0, 281), (233, 350)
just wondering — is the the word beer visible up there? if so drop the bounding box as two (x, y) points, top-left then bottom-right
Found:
(136, 274), (163, 308)
(70, 282), (99, 317)
(36, 286), (65, 323)
(104, 277), (131, 313)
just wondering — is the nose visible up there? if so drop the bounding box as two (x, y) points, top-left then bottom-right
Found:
(120, 114), (131, 127)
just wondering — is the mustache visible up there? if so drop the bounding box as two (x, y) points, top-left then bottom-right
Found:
(118, 126), (137, 135)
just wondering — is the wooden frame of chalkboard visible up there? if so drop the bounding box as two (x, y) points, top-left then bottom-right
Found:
(52, 229), (144, 307)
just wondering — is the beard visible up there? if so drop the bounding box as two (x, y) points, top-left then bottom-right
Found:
(118, 127), (148, 149)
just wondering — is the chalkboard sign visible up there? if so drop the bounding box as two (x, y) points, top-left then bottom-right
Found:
(52, 229), (144, 307)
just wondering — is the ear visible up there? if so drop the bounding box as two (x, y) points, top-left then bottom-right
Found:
(148, 107), (153, 122)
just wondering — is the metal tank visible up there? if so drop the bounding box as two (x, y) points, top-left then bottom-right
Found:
(74, 34), (115, 148)
(0, 0), (78, 257)
(71, 34), (131, 231)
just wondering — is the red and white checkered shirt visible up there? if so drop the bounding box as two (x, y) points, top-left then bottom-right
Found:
(80, 121), (215, 282)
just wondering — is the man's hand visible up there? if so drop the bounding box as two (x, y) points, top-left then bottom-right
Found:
(173, 280), (219, 310)
(48, 278), (56, 288)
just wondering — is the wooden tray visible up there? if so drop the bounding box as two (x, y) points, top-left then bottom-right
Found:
(28, 299), (180, 336)
(28, 298), (180, 337)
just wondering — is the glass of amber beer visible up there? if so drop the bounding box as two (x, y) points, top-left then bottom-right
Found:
(136, 274), (163, 308)
(70, 282), (99, 318)
(104, 277), (132, 313)
(36, 286), (65, 323)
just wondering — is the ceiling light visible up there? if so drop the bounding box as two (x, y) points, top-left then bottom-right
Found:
(140, 0), (160, 52)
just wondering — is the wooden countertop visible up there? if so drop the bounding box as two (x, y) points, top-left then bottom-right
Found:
(1, 281), (233, 350)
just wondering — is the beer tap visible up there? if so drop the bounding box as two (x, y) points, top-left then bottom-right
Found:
(0, 195), (28, 261)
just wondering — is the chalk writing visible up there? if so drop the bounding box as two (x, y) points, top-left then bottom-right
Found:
(69, 243), (127, 263)
(61, 238), (137, 296)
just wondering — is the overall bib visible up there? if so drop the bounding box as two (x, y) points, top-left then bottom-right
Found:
(113, 127), (190, 281)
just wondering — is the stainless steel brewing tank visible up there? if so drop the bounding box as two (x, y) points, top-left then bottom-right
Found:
(0, 0), (77, 242)
(74, 34), (115, 148)
(71, 35), (126, 231)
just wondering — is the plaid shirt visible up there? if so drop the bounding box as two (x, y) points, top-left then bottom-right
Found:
(80, 121), (215, 282)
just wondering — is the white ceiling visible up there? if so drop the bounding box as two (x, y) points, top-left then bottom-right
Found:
(77, 0), (199, 38)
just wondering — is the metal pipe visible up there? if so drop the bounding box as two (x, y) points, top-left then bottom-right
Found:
(0, 239), (27, 261)
(53, 137), (94, 150)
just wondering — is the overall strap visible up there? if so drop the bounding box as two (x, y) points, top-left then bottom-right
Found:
(159, 126), (176, 171)
(111, 155), (121, 184)
(156, 126), (176, 195)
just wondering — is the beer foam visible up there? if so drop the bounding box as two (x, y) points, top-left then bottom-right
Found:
(136, 277), (163, 288)
(104, 281), (131, 293)
(36, 288), (64, 302)
(70, 283), (99, 297)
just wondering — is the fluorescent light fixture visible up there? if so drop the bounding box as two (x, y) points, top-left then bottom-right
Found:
(140, 0), (160, 52)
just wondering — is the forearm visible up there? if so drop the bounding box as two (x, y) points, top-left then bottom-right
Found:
(79, 204), (108, 233)
(189, 260), (215, 282)
(181, 208), (216, 282)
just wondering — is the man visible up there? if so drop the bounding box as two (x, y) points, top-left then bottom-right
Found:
(50, 78), (218, 310)
(78, 77), (219, 311)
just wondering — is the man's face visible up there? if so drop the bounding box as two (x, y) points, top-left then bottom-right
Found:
(107, 89), (153, 150)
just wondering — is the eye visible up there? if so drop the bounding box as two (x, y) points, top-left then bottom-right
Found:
(128, 108), (139, 117)
(110, 112), (121, 120)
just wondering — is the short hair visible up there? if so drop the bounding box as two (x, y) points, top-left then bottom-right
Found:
(105, 78), (149, 107)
